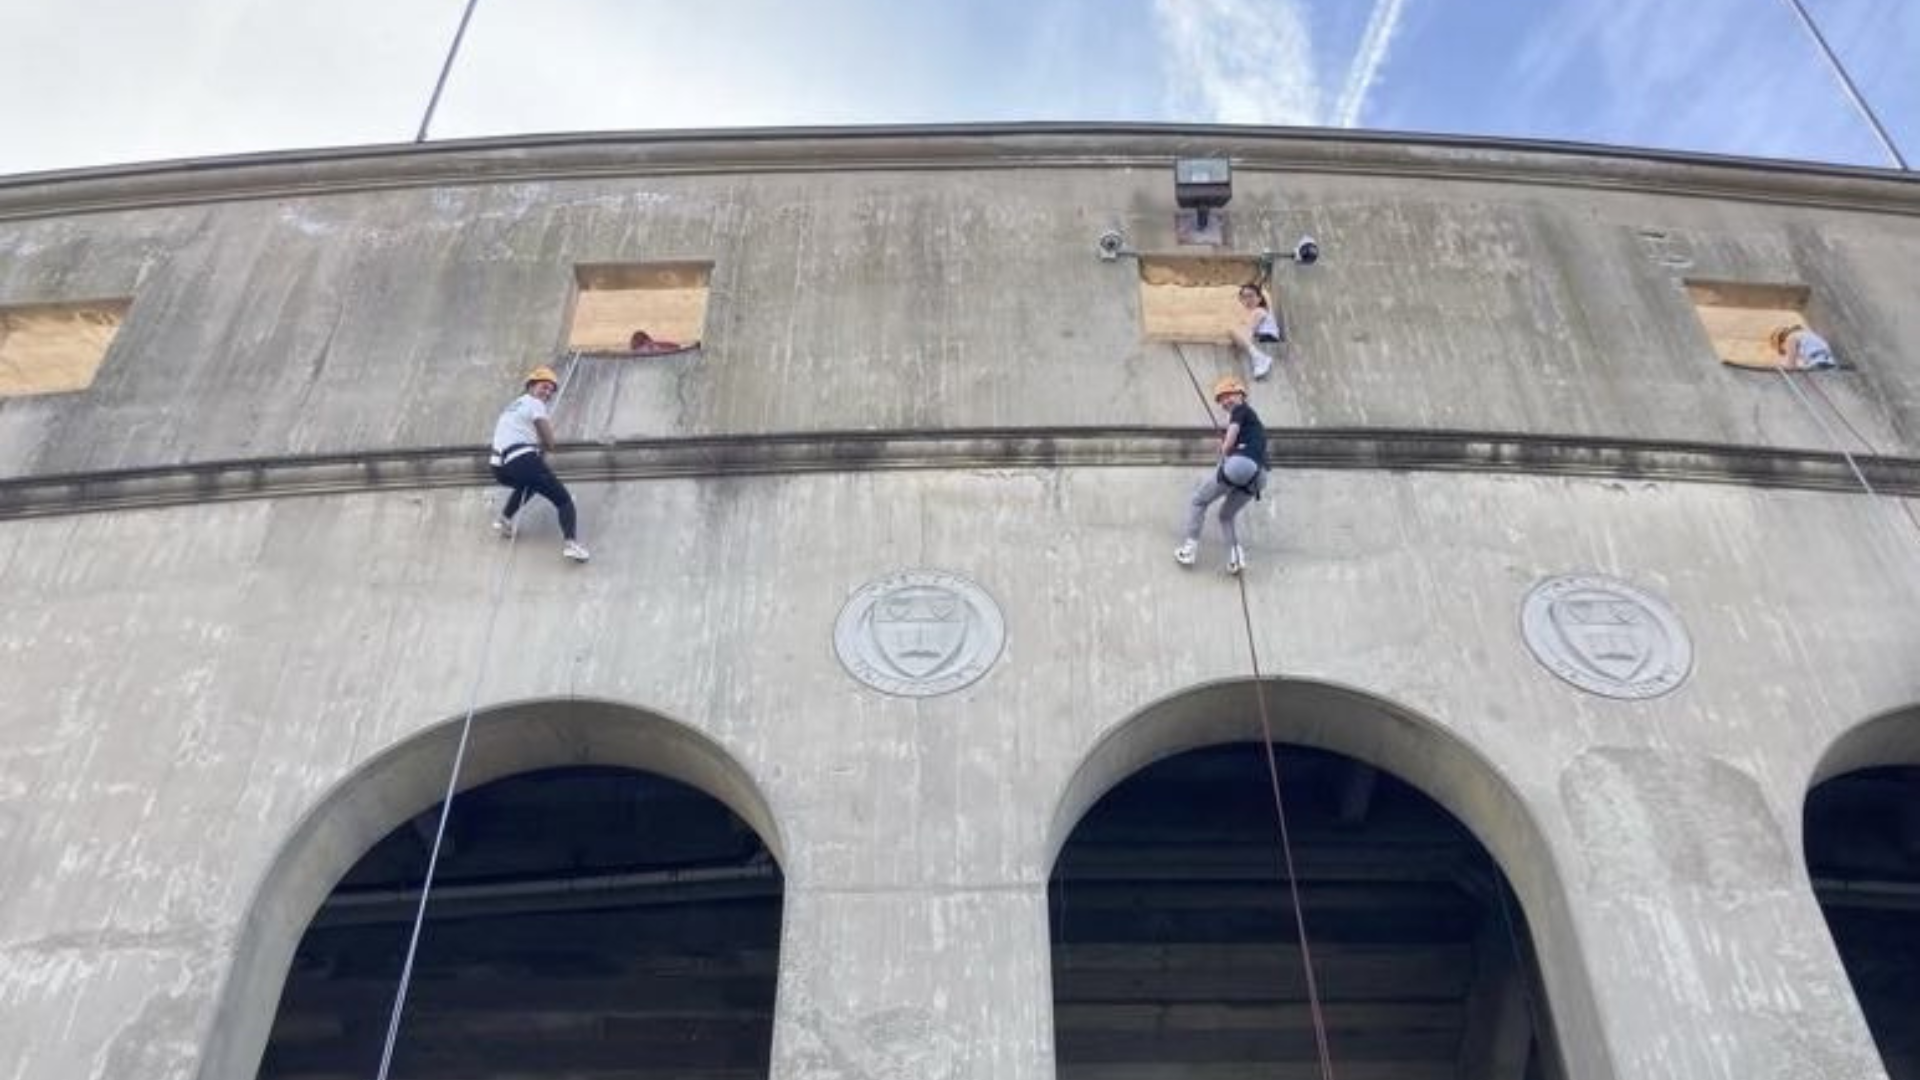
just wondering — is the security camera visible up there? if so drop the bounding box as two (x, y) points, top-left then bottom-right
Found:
(1096, 230), (1128, 261)
(1292, 236), (1320, 265)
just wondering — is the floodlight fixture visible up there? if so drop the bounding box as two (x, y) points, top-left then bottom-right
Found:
(1173, 158), (1232, 229)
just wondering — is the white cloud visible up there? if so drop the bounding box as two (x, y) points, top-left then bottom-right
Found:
(0, 0), (452, 174)
(1332, 0), (1410, 128)
(2, 0), (1903, 175)
(436, 0), (998, 136)
(1150, 0), (1322, 125)
(1492, 0), (1891, 162)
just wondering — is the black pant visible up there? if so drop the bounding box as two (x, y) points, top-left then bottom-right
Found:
(491, 453), (577, 540)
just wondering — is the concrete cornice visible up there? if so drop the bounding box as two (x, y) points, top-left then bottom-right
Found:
(1, 123), (1917, 223)
(1, 427), (1914, 521)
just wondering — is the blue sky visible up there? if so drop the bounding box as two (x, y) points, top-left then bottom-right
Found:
(0, 0), (1913, 177)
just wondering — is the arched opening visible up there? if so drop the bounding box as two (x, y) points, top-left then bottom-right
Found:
(200, 700), (784, 1080)
(257, 765), (781, 1078)
(1047, 680), (1595, 1080)
(1806, 708), (1920, 1080)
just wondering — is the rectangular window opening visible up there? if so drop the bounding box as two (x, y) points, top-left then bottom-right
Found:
(1684, 280), (1813, 369)
(0, 298), (131, 397)
(567, 262), (710, 355)
(1137, 255), (1270, 343)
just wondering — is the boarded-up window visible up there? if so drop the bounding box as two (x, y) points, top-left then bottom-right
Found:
(0, 299), (131, 397)
(1138, 256), (1270, 343)
(567, 263), (710, 353)
(1685, 280), (1812, 369)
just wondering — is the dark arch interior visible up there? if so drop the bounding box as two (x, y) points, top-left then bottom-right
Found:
(1805, 764), (1920, 1080)
(256, 765), (784, 1080)
(1051, 744), (1561, 1080)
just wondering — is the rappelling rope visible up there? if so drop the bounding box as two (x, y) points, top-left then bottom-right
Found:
(1170, 342), (1216, 416)
(1794, 371), (1920, 540)
(1229, 582), (1337, 1080)
(1171, 341), (1338, 1080)
(372, 348), (585, 1080)
(1773, 367), (1920, 545)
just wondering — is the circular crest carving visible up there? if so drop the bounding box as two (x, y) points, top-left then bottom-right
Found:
(1521, 574), (1692, 700)
(834, 570), (1006, 698)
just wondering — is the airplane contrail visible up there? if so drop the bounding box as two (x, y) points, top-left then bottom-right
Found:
(1334, 0), (1410, 128)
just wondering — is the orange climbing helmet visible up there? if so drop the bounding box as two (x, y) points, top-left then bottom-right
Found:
(1769, 325), (1800, 354)
(1213, 375), (1248, 401)
(525, 365), (560, 388)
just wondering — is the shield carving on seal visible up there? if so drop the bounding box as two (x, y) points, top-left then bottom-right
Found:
(868, 584), (970, 680)
(1521, 575), (1692, 700)
(1547, 592), (1663, 684)
(834, 570), (1006, 698)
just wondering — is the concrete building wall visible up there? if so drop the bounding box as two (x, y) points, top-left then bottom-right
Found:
(1, 129), (1917, 1080)
(3, 132), (1920, 475)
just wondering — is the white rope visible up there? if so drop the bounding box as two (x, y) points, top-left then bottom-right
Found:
(373, 350), (584, 1080)
(1773, 367), (1920, 550)
(1776, 368), (1880, 496)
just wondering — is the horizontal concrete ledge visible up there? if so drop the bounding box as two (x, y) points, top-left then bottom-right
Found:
(1, 428), (1914, 522)
(2, 123), (1917, 223)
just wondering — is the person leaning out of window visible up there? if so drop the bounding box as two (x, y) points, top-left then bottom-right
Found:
(1771, 324), (1837, 370)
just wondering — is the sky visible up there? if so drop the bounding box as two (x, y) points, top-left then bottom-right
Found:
(0, 0), (1914, 178)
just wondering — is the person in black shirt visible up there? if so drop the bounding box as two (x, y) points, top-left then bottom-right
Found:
(1174, 376), (1269, 575)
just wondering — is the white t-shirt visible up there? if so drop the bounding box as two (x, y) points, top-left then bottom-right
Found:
(491, 393), (549, 454)
(1792, 329), (1836, 369)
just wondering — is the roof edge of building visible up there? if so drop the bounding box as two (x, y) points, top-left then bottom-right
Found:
(2, 122), (1918, 222)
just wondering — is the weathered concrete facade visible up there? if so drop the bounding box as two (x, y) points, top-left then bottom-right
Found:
(1, 127), (1917, 1080)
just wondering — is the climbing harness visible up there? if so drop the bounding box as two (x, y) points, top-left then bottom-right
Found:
(1171, 341), (1339, 1080)
(1219, 458), (1265, 501)
(373, 350), (585, 1080)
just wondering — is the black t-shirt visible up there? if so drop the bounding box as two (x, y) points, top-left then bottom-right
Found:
(1228, 402), (1267, 466)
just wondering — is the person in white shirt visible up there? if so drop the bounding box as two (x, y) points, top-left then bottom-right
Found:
(1771, 324), (1837, 370)
(1229, 283), (1284, 380)
(490, 365), (589, 562)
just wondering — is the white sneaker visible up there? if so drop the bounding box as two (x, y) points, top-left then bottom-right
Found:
(1174, 539), (1198, 567)
(1250, 351), (1274, 380)
(491, 517), (515, 539)
(1225, 546), (1247, 575)
(562, 541), (591, 563)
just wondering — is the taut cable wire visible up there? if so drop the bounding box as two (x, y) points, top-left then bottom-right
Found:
(372, 350), (584, 1080)
(1774, 0), (1909, 170)
(415, 0), (483, 144)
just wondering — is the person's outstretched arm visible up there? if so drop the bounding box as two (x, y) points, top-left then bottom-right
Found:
(1218, 420), (1241, 459)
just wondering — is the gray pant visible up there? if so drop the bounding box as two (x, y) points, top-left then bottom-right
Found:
(1181, 458), (1267, 548)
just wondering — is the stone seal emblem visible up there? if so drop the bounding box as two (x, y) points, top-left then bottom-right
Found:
(1521, 575), (1692, 700)
(834, 570), (1006, 698)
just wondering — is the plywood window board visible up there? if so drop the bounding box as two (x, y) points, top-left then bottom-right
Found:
(567, 262), (710, 353)
(1138, 256), (1269, 343)
(0, 298), (131, 397)
(1685, 280), (1812, 369)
